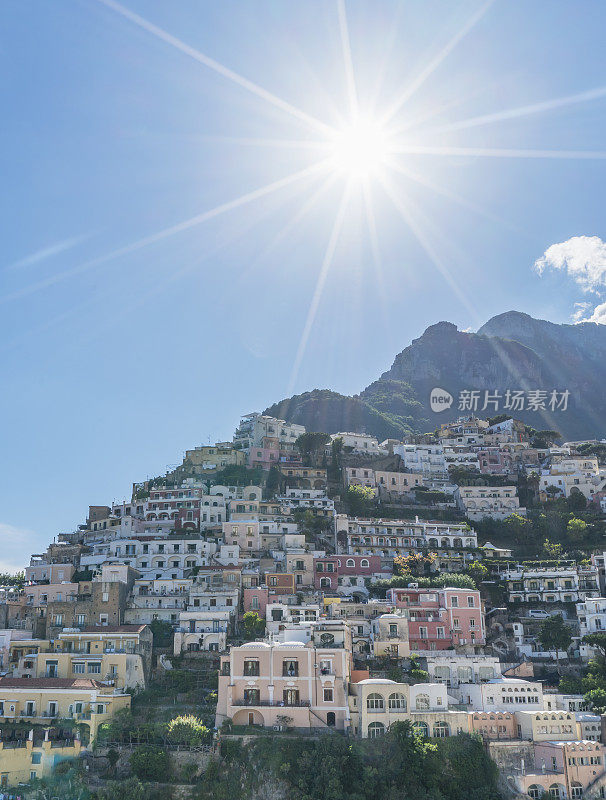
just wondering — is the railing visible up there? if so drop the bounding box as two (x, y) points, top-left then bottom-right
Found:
(232, 700), (311, 708)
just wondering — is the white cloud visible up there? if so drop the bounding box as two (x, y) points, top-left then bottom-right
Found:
(578, 301), (606, 325)
(534, 235), (606, 292)
(0, 523), (38, 573)
(5, 234), (88, 271)
(572, 301), (592, 322)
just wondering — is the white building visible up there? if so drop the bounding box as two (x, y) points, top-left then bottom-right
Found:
(577, 597), (606, 658)
(392, 444), (447, 479)
(458, 677), (543, 711)
(233, 413), (305, 452)
(331, 432), (383, 454)
(505, 565), (599, 604)
(455, 485), (525, 520)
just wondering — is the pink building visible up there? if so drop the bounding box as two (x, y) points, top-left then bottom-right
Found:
(216, 622), (352, 731)
(517, 741), (606, 799)
(386, 587), (485, 649)
(313, 555), (384, 591)
(476, 448), (514, 476)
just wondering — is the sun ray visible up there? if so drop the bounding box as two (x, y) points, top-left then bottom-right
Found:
(388, 158), (519, 232)
(427, 84), (606, 135)
(337, 0), (358, 118)
(191, 136), (333, 150)
(391, 144), (606, 159)
(288, 183), (352, 394)
(380, 0), (495, 125)
(237, 173), (341, 285)
(96, 0), (335, 137)
(362, 178), (388, 314)
(0, 160), (331, 305)
(379, 175), (482, 325)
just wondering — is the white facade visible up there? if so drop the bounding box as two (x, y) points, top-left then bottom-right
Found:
(331, 432), (383, 453)
(458, 678), (543, 711)
(455, 485), (525, 520)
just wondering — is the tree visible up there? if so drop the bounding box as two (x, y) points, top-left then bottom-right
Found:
(265, 465), (283, 497)
(166, 714), (210, 745)
(98, 777), (147, 800)
(295, 432), (330, 465)
(106, 748), (120, 776)
(345, 484), (376, 516)
(584, 688), (606, 714)
(567, 490), (587, 513)
(538, 614), (572, 672)
(149, 619), (174, 648)
(567, 516), (588, 542)
(543, 538), (565, 560)
(130, 745), (170, 782)
(582, 632), (606, 658)
(242, 611), (265, 639)
(394, 552), (436, 577)
(466, 560), (488, 585)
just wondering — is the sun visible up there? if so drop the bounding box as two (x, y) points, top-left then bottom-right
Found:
(328, 116), (390, 180)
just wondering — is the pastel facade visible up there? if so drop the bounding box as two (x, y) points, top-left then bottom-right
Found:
(216, 623), (352, 731)
(386, 587), (485, 649)
(455, 485), (525, 520)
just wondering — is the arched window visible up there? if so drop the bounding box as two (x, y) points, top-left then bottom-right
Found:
(549, 786), (564, 799)
(412, 721), (428, 737)
(320, 577), (331, 588)
(570, 784), (583, 799)
(432, 721), (450, 738)
(346, 559), (355, 567)
(527, 785), (543, 799)
(415, 694), (430, 710)
(368, 722), (385, 738)
(367, 693), (384, 711)
(388, 693), (406, 711)
(360, 559), (369, 568)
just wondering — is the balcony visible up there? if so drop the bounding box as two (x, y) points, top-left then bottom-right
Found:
(232, 700), (311, 708)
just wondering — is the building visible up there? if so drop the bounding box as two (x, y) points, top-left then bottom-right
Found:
(510, 740), (606, 799)
(455, 485), (525, 520)
(505, 565), (600, 604)
(421, 654), (502, 688)
(233, 413), (305, 467)
(331, 432), (382, 454)
(184, 443), (246, 472)
(173, 610), (230, 654)
(577, 598), (606, 658)
(0, 730), (83, 788)
(386, 587), (485, 649)
(459, 677), (543, 711)
(392, 444), (447, 479)
(349, 678), (469, 739)
(0, 677), (131, 743)
(370, 614), (410, 658)
(216, 622), (352, 731)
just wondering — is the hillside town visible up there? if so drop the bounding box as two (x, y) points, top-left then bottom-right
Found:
(2, 411), (606, 798)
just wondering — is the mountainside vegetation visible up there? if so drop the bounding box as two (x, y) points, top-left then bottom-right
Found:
(265, 312), (606, 441)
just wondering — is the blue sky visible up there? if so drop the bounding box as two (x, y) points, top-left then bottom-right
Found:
(1, 0), (606, 567)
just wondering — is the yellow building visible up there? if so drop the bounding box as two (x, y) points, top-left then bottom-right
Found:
(185, 444), (246, 470)
(0, 677), (131, 743)
(0, 731), (82, 789)
(10, 626), (152, 691)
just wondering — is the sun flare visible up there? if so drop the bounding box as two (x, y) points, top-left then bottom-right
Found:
(328, 117), (391, 180)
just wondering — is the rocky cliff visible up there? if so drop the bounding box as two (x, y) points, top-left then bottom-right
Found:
(265, 312), (606, 440)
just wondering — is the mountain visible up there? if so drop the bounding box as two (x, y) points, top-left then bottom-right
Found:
(264, 312), (606, 441)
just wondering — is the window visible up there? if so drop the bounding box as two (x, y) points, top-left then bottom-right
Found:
(243, 689), (260, 705)
(412, 721), (428, 737)
(73, 662), (85, 674)
(368, 721), (385, 738)
(467, 596), (475, 607)
(283, 689), (300, 706)
(88, 662), (101, 674)
(419, 626), (428, 639)
(367, 693), (384, 711)
(433, 721), (450, 738)
(76, 614), (86, 626)
(31, 752), (41, 765)
(282, 660), (298, 677)
(451, 596), (458, 607)
(244, 660), (259, 676)
(388, 693), (406, 710)
(323, 688), (333, 702)
(415, 694), (430, 710)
